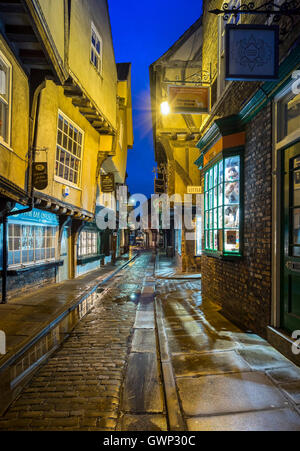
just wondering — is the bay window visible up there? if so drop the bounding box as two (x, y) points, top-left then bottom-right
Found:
(78, 231), (98, 257)
(204, 153), (242, 256)
(8, 224), (56, 267)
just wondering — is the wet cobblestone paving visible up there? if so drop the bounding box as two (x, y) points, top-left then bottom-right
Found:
(0, 253), (152, 431)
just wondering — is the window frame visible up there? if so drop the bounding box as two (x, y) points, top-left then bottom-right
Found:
(78, 230), (99, 258)
(90, 22), (103, 76)
(275, 82), (300, 147)
(55, 110), (84, 189)
(203, 149), (244, 258)
(8, 223), (57, 268)
(0, 50), (12, 147)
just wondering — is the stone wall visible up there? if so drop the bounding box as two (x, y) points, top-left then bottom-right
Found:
(201, 104), (273, 337)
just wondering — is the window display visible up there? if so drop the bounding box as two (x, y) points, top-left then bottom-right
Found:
(78, 231), (98, 257)
(8, 224), (56, 267)
(204, 155), (242, 255)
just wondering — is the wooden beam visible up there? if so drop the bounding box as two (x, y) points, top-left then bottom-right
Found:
(5, 25), (37, 43)
(19, 49), (47, 65)
(0, 0), (24, 14)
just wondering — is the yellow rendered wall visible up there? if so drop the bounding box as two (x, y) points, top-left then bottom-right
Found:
(35, 80), (101, 214)
(0, 37), (29, 193)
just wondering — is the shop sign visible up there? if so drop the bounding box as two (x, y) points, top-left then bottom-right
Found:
(101, 173), (115, 193)
(33, 162), (48, 190)
(10, 204), (59, 226)
(187, 186), (203, 194)
(168, 86), (210, 114)
(226, 25), (279, 81)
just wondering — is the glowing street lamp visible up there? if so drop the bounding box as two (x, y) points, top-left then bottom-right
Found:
(160, 101), (170, 115)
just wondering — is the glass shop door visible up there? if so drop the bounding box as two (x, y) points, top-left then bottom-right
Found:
(282, 142), (300, 332)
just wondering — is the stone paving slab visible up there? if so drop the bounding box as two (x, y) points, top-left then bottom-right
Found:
(267, 365), (300, 383)
(119, 414), (167, 431)
(134, 311), (155, 329)
(168, 335), (236, 355)
(177, 372), (289, 416)
(172, 351), (250, 377)
(164, 320), (205, 337)
(237, 345), (292, 370)
(187, 408), (300, 431)
(224, 332), (271, 347)
(131, 330), (156, 353)
(122, 352), (164, 414)
(280, 381), (300, 404)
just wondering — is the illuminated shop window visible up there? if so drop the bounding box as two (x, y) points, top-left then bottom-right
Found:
(8, 224), (56, 267)
(0, 52), (11, 145)
(56, 112), (83, 186)
(204, 155), (242, 256)
(78, 231), (98, 257)
(91, 23), (103, 75)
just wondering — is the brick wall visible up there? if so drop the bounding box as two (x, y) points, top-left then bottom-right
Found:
(201, 104), (272, 337)
(0, 267), (57, 301)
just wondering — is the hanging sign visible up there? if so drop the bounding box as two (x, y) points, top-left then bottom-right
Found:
(226, 24), (279, 81)
(154, 179), (165, 194)
(101, 173), (115, 193)
(168, 86), (210, 114)
(33, 162), (48, 190)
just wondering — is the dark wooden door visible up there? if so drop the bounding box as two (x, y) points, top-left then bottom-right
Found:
(282, 142), (300, 332)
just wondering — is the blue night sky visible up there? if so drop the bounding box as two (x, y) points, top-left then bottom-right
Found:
(108, 0), (203, 199)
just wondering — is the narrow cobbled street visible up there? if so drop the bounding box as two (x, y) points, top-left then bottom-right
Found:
(0, 253), (166, 431)
(0, 252), (299, 431)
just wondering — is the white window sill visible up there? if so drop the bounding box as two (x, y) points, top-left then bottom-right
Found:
(54, 175), (82, 191)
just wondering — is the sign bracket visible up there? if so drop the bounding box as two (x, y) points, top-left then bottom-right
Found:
(209, 0), (300, 36)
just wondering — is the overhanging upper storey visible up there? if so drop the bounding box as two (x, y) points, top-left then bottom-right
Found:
(0, 0), (68, 84)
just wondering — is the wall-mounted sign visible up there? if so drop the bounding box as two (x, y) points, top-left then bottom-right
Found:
(168, 86), (210, 114)
(33, 162), (48, 190)
(101, 173), (115, 193)
(187, 186), (203, 194)
(11, 204), (59, 226)
(226, 24), (279, 81)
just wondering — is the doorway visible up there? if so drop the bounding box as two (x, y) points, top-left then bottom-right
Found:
(58, 226), (70, 282)
(281, 142), (300, 332)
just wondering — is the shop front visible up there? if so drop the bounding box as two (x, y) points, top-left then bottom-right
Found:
(77, 224), (102, 277)
(198, 116), (245, 260)
(0, 205), (60, 298)
(270, 79), (300, 350)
